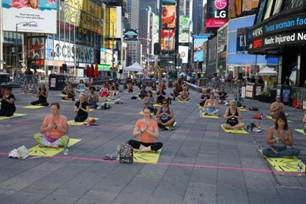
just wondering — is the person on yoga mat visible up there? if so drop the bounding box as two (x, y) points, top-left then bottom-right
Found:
(143, 91), (155, 113)
(0, 87), (16, 117)
(199, 88), (210, 107)
(31, 84), (49, 106)
(177, 86), (190, 102)
(62, 83), (75, 101)
(156, 99), (175, 130)
(74, 94), (96, 125)
(203, 93), (219, 115)
(129, 107), (162, 151)
(269, 96), (285, 119)
(263, 113), (300, 157)
(34, 103), (69, 147)
(88, 87), (99, 109)
(223, 100), (245, 130)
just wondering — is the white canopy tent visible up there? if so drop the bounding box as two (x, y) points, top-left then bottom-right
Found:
(123, 62), (144, 72)
(258, 67), (277, 76)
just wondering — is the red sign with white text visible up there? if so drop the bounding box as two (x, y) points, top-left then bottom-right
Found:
(205, 18), (227, 28)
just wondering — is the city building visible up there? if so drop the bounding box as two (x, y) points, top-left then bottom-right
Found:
(126, 0), (140, 30)
(192, 0), (203, 34)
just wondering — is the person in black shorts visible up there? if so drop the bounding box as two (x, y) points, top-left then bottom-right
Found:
(74, 94), (89, 122)
(31, 84), (49, 106)
(0, 87), (16, 117)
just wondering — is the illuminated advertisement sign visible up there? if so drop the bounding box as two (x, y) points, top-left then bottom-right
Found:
(193, 35), (209, 62)
(179, 15), (190, 43)
(205, 0), (228, 28)
(161, 29), (175, 51)
(2, 0), (57, 34)
(178, 46), (189, 64)
(161, 5), (176, 29)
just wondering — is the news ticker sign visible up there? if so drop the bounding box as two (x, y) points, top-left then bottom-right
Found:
(205, 0), (228, 28)
(252, 31), (306, 50)
(252, 13), (306, 38)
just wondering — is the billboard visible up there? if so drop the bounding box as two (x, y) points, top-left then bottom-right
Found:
(161, 5), (176, 29)
(105, 7), (122, 38)
(236, 27), (252, 53)
(153, 14), (159, 44)
(178, 46), (189, 64)
(193, 35), (208, 62)
(2, 0), (57, 34)
(205, 0), (228, 28)
(100, 48), (112, 66)
(179, 16), (189, 43)
(161, 29), (175, 51)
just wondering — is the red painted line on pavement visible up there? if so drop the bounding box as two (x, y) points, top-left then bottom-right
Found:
(0, 152), (303, 176)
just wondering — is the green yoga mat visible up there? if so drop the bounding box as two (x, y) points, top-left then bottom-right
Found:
(221, 124), (248, 135)
(23, 105), (44, 109)
(295, 129), (306, 136)
(265, 156), (305, 173)
(133, 150), (161, 164)
(29, 138), (81, 157)
(0, 113), (27, 120)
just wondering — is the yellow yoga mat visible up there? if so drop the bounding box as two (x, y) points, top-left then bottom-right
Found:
(133, 150), (161, 164)
(177, 100), (190, 103)
(201, 113), (219, 119)
(295, 129), (306, 136)
(68, 117), (99, 126)
(221, 124), (248, 135)
(0, 113), (27, 120)
(153, 104), (162, 108)
(29, 138), (81, 157)
(266, 115), (292, 123)
(239, 108), (248, 112)
(23, 105), (44, 109)
(265, 156), (305, 173)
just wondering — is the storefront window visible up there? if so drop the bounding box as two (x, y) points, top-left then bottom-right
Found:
(272, 0), (283, 15)
(264, 0), (274, 20)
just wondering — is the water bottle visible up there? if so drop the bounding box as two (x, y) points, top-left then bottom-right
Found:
(297, 160), (303, 175)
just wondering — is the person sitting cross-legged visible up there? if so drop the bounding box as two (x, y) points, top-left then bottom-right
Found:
(128, 107), (163, 152)
(31, 84), (49, 106)
(269, 96), (285, 119)
(263, 113), (300, 157)
(203, 93), (219, 115)
(222, 100), (245, 130)
(34, 103), (69, 147)
(88, 87), (99, 109)
(156, 99), (175, 130)
(177, 86), (190, 102)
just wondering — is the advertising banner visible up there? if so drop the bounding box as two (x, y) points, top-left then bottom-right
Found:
(179, 15), (189, 43)
(161, 29), (175, 51)
(27, 37), (45, 66)
(205, 0), (228, 28)
(2, 0), (57, 34)
(178, 46), (189, 64)
(193, 35), (208, 62)
(100, 48), (112, 66)
(236, 27), (252, 53)
(242, 0), (259, 13)
(161, 5), (176, 29)
(153, 14), (159, 44)
(45, 39), (94, 64)
(105, 7), (122, 38)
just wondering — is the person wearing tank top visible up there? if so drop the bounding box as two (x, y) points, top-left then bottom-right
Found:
(263, 113), (300, 157)
(156, 99), (175, 130)
(222, 100), (245, 130)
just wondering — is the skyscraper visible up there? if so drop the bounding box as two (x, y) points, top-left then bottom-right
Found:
(192, 0), (203, 34)
(126, 0), (140, 30)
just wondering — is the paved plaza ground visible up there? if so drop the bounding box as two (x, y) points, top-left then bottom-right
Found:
(0, 88), (306, 204)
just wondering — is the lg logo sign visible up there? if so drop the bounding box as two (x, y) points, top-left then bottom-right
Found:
(215, 0), (227, 10)
(214, 0), (227, 19)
